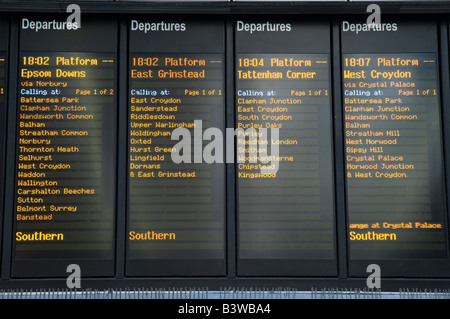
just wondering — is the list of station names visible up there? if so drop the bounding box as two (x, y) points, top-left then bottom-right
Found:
(236, 55), (335, 260)
(343, 53), (447, 259)
(128, 54), (224, 253)
(126, 19), (226, 275)
(13, 52), (116, 262)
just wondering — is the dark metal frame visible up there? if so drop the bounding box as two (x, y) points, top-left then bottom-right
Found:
(0, 2), (450, 292)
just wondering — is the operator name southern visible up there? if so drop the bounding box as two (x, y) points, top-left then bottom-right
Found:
(16, 231), (64, 242)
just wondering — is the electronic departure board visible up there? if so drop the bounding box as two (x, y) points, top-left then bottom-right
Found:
(236, 18), (336, 276)
(11, 16), (117, 277)
(0, 18), (8, 273)
(0, 7), (447, 288)
(342, 18), (450, 277)
(126, 18), (226, 276)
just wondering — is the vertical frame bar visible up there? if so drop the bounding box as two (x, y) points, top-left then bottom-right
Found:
(226, 16), (236, 278)
(1, 15), (17, 279)
(0, 15), (10, 279)
(439, 14), (450, 264)
(116, 15), (128, 279)
(332, 16), (348, 278)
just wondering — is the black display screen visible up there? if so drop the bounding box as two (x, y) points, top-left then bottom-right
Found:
(11, 16), (117, 277)
(0, 10), (447, 286)
(126, 17), (226, 276)
(235, 18), (337, 276)
(342, 17), (450, 277)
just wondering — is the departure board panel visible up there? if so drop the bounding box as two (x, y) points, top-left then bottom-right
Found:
(126, 18), (226, 276)
(11, 16), (117, 277)
(342, 18), (450, 277)
(236, 18), (336, 276)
